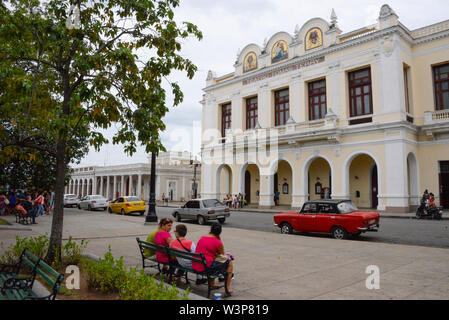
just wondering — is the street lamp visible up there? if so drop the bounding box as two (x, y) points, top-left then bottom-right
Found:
(190, 155), (199, 199)
(145, 151), (158, 224)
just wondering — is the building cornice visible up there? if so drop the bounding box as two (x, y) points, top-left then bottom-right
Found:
(203, 25), (449, 94)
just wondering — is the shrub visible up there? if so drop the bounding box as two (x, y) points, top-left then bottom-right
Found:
(0, 234), (49, 264)
(81, 247), (128, 294)
(120, 268), (189, 300)
(0, 234), (88, 270)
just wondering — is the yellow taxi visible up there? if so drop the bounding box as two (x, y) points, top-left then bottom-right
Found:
(108, 196), (146, 215)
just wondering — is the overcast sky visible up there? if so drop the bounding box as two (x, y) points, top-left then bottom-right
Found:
(75, 0), (449, 168)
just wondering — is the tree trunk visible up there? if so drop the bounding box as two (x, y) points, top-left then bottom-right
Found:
(45, 78), (70, 265)
(45, 136), (66, 264)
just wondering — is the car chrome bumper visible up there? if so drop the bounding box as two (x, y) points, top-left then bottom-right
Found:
(357, 224), (379, 232)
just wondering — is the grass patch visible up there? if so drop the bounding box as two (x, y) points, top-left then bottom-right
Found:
(0, 218), (10, 225)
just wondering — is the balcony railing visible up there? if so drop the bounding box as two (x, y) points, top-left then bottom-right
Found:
(424, 110), (449, 124)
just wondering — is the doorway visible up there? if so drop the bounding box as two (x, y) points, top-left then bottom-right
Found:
(245, 170), (251, 204)
(440, 161), (449, 209)
(371, 165), (378, 209)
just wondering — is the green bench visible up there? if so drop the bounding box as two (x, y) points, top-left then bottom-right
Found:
(0, 249), (64, 300)
(136, 238), (230, 298)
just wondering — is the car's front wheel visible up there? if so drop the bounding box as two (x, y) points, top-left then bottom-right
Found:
(331, 226), (347, 240)
(174, 212), (181, 222)
(280, 222), (293, 234)
(108, 207), (113, 214)
(197, 215), (206, 225)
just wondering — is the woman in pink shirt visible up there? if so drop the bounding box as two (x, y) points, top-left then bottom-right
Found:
(154, 218), (174, 273)
(193, 223), (233, 296)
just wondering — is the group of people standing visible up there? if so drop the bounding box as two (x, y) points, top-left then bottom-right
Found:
(223, 193), (246, 209)
(0, 189), (55, 224)
(146, 218), (234, 297)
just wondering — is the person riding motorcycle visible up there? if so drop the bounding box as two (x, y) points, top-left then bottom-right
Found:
(429, 193), (436, 208)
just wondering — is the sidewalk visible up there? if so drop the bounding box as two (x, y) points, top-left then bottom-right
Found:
(0, 212), (448, 300)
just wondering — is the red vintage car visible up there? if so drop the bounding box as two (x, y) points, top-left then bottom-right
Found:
(274, 200), (380, 239)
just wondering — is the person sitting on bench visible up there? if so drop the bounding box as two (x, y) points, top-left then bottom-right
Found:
(169, 224), (204, 284)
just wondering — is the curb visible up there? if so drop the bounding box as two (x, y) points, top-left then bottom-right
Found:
(0, 225), (33, 231)
(84, 253), (208, 300)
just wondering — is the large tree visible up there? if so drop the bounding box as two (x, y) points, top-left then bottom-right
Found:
(0, 0), (202, 263)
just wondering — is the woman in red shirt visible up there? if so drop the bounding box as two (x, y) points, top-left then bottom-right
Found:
(154, 218), (174, 273)
(193, 223), (233, 296)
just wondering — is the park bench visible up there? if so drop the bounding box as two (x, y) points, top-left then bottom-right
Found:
(13, 209), (32, 225)
(0, 249), (64, 300)
(136, 238), (230, 298)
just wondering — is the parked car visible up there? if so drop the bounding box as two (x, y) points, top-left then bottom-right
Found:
(172, 199), (231, 225)
(78, 195), (109, 211)
(108, 196), (146, 215)
(273, 200), (380, 239)
(64, 194), (80, 208)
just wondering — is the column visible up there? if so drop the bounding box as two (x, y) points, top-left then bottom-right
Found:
(106, 176), (110, 200)
(376, 34), (405, 115)
(137, 174), (142, 200)
(113, 176), (117, 200)
(290, 75), (303, 123)
(128, 175), (133, 195)
(258, 84), (270, 128)
(99, 176), (103, 197)
(121, 176), (125, 196)
(232, 93), (243, 132)
(384, 138), (409, 212)
(328, 64), (342, 118)
(156, 175), (160, 200)
(182, 175), (186, 201)
(259, 174), (275, 208)
(93, 176), (97, 195)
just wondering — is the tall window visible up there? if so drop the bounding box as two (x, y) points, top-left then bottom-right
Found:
(221, 103), (232, 138)
(308, 79), (327, 120)
(246, 97), (258, 130)
(348, 67), (373, 124)
(275, 89), (289, 126)
(403, 65), (413, 123)
(433, 63), (449, 110)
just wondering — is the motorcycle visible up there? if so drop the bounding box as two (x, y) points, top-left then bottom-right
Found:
(416, 199), (443, 220)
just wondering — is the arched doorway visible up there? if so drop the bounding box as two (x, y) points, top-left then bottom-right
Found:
(306, 157), (332, 201)
(216, 164), (232, 201)
(241, 163), (260, 205)
(348, 154), (379, 209)
(272, 160), (293, 206)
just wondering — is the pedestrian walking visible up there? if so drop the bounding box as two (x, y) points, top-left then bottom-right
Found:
(35, 192), (45, 216)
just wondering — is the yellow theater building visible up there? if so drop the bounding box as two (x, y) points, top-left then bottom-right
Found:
(200, 5), (449, 213)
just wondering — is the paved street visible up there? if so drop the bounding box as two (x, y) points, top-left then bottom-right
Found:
(1, 207), (449, 300)
(125, 206), (449, 249)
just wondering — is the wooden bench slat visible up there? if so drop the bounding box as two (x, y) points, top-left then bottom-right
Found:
(35, 267), (56, 288)
(37, 260), (61, 279)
